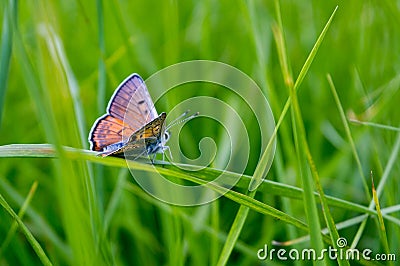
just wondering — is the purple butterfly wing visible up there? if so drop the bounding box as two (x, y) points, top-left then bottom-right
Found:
(89, 73), (158, 151)
(108, 74), (158, 129)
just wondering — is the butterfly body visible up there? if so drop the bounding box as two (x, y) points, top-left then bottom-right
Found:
(88, 74), (169, 159)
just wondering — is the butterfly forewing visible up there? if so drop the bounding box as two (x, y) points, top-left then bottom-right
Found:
(110, 75), (158, 131)
(89, 74), (158, 152)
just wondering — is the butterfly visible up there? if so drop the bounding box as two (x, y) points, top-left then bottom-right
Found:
(88, 73), (197, 161)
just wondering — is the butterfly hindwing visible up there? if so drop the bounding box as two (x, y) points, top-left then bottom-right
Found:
(89, 115), (135, 151)
(110, 113), (167, 157)
(129, 112), (166, 141)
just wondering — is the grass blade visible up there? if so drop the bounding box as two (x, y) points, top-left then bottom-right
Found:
(3, 143), (398, 223)
(272, 3), (344, 265)
(0, 192), (52, 266)
(217, 4), (339, 266)
(328, 74), (400, 249)
(249, 5), (339, 191)
(371, 172), (392, 266)
(327, 74), (370, 199)
(215, 199), (251, 266)
(0, 177), (72, 260)
(0, 181), (38, 256)
(10, 0), (111, 263)
(96, 0), (107, 113)
(349, 119), (400, 132)
(0, 2), (13, 126)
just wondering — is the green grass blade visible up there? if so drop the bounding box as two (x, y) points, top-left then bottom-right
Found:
(352, 125), (400, 248)
(0, 144), (309, 230)
(94, 0), (107, 237)
(108, 0), (157, 72)
(11, 4), (60, 148)
(0, 181), (38, 256)
(0, 177), (72, 260)
(0, 192), (52, 266)
(327, 74), (370, 199)
(274, 5), (340, 265)
(349, 119), (400, 132)
(272, 0), (293, 89)
(291, 89), (345, 264)
(103, 168), (128, 233)
(215, 197), (252, 266)
(11, 1), (111, 263)
(96, 0), (106, 113)
(249, 5), (339, 191)
(123, 182), (257, 259)
(327, 74), (400, 249)
(230, 4), (338, 266)
(210, 199), (220, 265)
(290, 57), (326, 265)
(372, 126), (400, 204)
(371, 172), (392, 266)
(3, 143), (399, 223)
(272, 3), (342, 264)
(0, 3), (13, 126)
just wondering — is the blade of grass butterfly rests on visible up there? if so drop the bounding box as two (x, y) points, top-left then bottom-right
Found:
(3, 143), (400, 224)
(0, 145), (310, 234)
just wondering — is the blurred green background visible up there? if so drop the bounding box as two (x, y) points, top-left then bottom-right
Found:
(1, 0), (399, 265)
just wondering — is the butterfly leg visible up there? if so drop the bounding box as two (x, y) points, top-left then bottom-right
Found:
(130, 150), (147, 161)
(164, 146), (173, 161)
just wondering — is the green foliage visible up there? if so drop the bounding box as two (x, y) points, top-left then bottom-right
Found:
(1, 1), (399, 265)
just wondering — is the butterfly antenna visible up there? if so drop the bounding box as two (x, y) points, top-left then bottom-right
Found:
(166, 110), (199, 131)
(168, 110), (190, 125)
